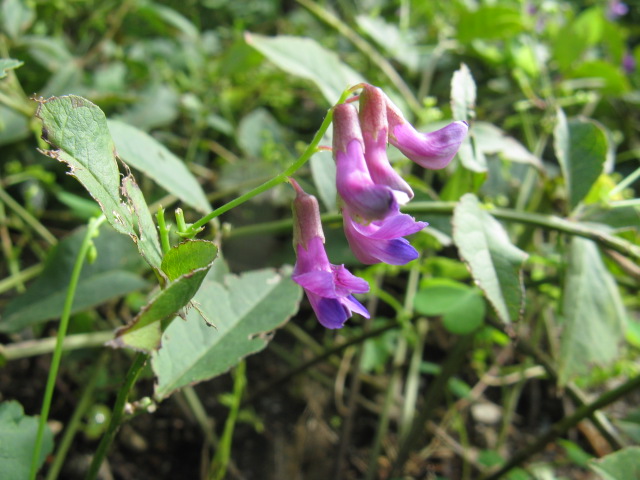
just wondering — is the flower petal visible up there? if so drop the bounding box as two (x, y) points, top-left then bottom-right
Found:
(391, 121), (468, 170)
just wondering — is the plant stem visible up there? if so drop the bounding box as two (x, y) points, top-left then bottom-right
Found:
(390, 334), (474, 476)
(29, 216), (105, 480)
(0, 262), (43, 294)
(185, 88), (352, 234)
(86, 352), (149, 480)
(0, 184), (57, 246)
(481, 373), (640, 480)
(209, 361), (246, 480)
(45, 353), (108, 480)
(227, 202), (640, 261)
(2, 331), (113, 361)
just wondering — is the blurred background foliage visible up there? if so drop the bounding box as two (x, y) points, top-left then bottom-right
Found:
(1, 0), (639, 479)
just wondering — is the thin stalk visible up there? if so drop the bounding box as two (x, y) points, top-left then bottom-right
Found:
(209, 361), (246, 480)
(186, 89), (352, 235)
(45, 353), (108, 480)
(481, 373), (640, 480)
(0, 184), (57, 245)
(182, 386), (218, 449)
(295, 0), (422, 116)
(29, 216), (105, 480)
(609, 165), (640, 197)
(2, 331), (113, 361)
(391, 335), (474, 476)
(226, 202), (640, 261)
(86, 352), (149, 480)
(0, 262), (43, 294)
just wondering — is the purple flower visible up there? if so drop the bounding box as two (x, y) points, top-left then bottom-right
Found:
(290, 179), (369, 329)
(333, 103), (397, 221)
(343, 205), (426, 265)
(359, 85), (414, 205)
(623, 51), (636, 74)
(384, 93), (468, 170)
(607, 0), (628, 20)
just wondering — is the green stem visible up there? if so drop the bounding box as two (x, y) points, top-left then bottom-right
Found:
(0, 262), (43, 295)
(0, 184), (57, 246)
(210, 361), (246, 480)
(228, 202), (640, 261)
(186, 89), (352, 235)
(390, 335), (474, 476)
(156, 206), (171, 254)
(86, 352), (149, 480)
(2, 331), (113, 361)
(29, 216), (105, 480)
(481, 373), (640, 480)
(45, 353), (108, 480)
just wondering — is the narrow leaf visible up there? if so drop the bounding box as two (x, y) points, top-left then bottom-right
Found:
(245, 33), (365, 104)
(110, 240), (218, 352)
(152, 268), (302, 400)
(0, 226), (149, 333)
(451, 63), (476, 123)
(558, 237), (627, 385)
(108, 119), (210, 213)
(554, 108), (608, 210)
(452, 194), (528, 323)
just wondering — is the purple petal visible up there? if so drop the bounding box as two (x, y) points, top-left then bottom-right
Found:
(342, 295), (370, 319)
(336, 139), (396, 220)
(306, 292), (351, 329)
(292, 270), (338, 298)
(332, 264), (370, 294)
(293, 237), (331, 275)
(363, 131), (414, 205)
(391, 121), (468, 170)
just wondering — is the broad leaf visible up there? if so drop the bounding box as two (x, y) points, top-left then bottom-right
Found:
(589, 447), (640, 480)
(554, 108), (608, 210)
(473, 122), (541, 167)
(557, 237), (627, 385)
(0, 226), (149, 333)
(457, 5), (524, 43)
(152, 268), (302, 400)
(36, 96), (135, 235)
(111, 240), (218, 352)
(452, 194), (528, 323)
(245, 33), (365, 104)
(414, 279), (485, 335)
(108, 119), (210, 213)
(0, 58), (23, 78)
(0, 400), (53, 479)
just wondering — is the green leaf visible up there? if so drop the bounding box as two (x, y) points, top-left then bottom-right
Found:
(452, 194), (528, 323)
(1, 0), (35, 39)
(111, 240), (218, 352)
(569, 60), (631, 95)
(107, 119), (210, 213)
(0, 104), (29, 146)
(414, 279), (485, 335)
(1, 226), (149, 333)
(473, 122), (541, 167)
(0, 400), (53, 479)
(554, 108), (609, 210)
(245, 33), (365, 104)
(121, 176), (163, 271)
(451, 63), (476, 123)
(457, 5), (523, 43)
(152, 268), (302, 400)
(355, 15), (421, 71)
(557, 237), (627, 385)
(0, 58), (23, 78)
(36, 96), (135, 236)
(589, 447), (640, 480)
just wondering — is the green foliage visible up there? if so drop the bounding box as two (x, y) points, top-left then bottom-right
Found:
(0, 400), (53, 480)
(152, 268), (301, 399)
(589, 446), (640, 480)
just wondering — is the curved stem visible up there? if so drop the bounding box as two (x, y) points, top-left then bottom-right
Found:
(86, 352), (149, 480)
(29, 216), (105, 480)
(186, 88), (352, 235)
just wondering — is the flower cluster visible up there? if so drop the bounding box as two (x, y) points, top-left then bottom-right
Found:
(292, 84), (468, 328)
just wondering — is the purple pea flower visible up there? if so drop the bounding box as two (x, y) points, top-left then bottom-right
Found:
(333, 103), (397, 221)
(607, 0), (628, 20)
(290, 179), (370, 329)
(384, 94), (469, 170)
(359, 84), (414, 205)
(343, 205), (426, 265)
